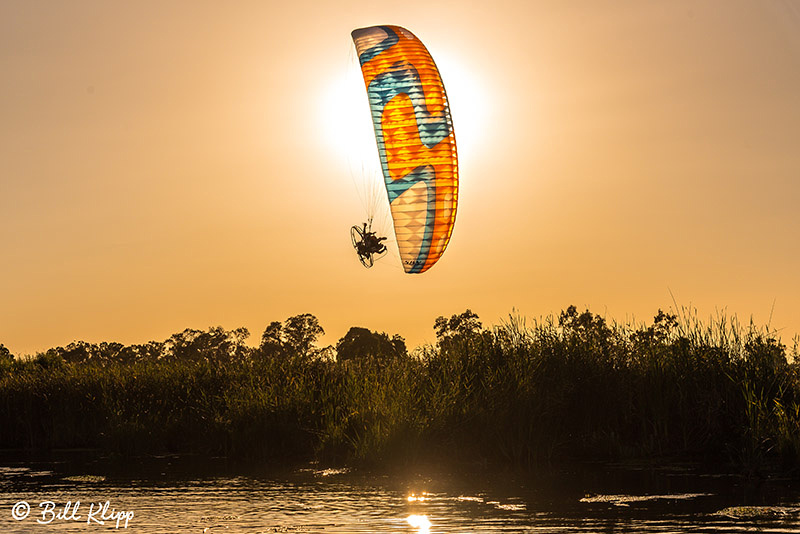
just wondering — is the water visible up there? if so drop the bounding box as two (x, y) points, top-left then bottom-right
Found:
(1, 454), (799, 533)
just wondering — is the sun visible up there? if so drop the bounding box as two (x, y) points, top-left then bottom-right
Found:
(319, 51), (382, 180)
(319, 45), (488, 175)
(433, 49), (489, 163)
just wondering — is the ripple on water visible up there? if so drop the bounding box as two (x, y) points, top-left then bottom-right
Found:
(580, 492), (713, 505)
(713, 506), (800, 519)
(1, 466), (800, 533)
(62, 475), (106, 483)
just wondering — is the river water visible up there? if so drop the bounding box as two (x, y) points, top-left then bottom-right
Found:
(1, 454), (799, 533)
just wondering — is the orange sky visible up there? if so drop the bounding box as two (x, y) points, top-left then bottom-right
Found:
(2, 1), (799, 356)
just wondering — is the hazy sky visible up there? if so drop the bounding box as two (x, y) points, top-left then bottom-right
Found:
(2, 1), (799, 355)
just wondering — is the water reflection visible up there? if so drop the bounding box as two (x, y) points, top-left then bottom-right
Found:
(1, 460), (799, 533)
(407, 513), (431, 532)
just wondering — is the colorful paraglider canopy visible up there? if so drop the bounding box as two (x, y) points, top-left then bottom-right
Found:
(351, 25), (458, 274)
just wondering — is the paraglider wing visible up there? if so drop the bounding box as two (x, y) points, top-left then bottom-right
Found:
(351, 25), (458, 274)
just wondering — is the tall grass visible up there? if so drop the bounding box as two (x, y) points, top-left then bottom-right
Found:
(0, 307), (797, 473)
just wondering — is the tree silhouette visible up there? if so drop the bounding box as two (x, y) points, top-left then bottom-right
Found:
(284, 314), (324, 356)
(54, 341), (126, 364)
(433, 309), (492, 355)
(434, 309), (483, 341)
(258, 313), (325, 360)
(336, 327), (407, 362)
(165, 326), (250, 363)
(115, 341), (165, 364)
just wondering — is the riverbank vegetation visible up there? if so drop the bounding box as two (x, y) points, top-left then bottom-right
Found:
(1, 307), (798, 474)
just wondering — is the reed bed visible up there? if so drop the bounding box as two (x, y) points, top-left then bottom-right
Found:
(0, 307), (797, 473)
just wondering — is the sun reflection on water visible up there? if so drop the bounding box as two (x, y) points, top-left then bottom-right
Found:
(407, 492), (430, 502)
(406, 514), (432, 532)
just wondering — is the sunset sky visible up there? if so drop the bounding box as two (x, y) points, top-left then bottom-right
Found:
(2, 1), (799, 356)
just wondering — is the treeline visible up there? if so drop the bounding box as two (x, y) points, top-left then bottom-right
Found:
(0, 313), (404, 367)
(0, 307), (798, 474)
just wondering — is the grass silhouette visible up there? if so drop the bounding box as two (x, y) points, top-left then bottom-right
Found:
(1, 306), (797, 473)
